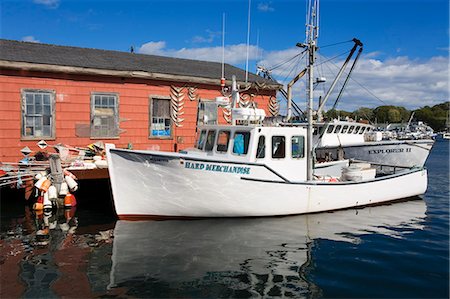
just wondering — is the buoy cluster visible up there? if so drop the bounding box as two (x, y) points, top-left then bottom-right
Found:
(33, 168), (79, 211)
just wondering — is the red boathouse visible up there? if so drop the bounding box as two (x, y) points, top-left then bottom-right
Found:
(0, 39), (281, 162)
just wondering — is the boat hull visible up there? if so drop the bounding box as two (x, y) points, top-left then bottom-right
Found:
(316, 139), (434, 167)
(107, 148), (428, 219)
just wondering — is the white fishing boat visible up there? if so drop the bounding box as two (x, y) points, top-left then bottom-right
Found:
(105, 0), (427, 219)
(313, 119), (434, 168)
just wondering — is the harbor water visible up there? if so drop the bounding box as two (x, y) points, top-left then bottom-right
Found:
(1, 139), (448, 298)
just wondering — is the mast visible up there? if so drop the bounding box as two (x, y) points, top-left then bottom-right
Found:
(306, 0), (319, 181)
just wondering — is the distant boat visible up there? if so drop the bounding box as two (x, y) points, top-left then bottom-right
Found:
(314, 119), (434, 168)
(105, 0), (427, 219)
(442, 132), (450, 140)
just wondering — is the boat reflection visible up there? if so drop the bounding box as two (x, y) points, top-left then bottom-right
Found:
(109, 199), (426, 297)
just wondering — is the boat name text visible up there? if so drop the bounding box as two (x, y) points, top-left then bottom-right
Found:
(368, 148), (412, 154)
(184, 161), (250, 175)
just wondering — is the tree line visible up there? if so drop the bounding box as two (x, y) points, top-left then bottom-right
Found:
(323, 101), (449, 131)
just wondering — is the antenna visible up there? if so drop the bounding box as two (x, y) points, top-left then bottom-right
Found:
(221, 13), (225, 81)
(245, 0), (251, 83)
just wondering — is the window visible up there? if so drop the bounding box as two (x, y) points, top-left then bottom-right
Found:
(233, 131), (250, 155)
(292, 136), (305, 158)
(197, 130), (207, 150)
(358, 127), (366, 134)
(333, 125), (342, 134)
(348, 125), (355, 134)
(205, 130), (216, 152)
(342, 125), (349, 134)
(150, 98), (171, 138)
(256, 136), (265, 158)
(272, 136), (285, 159)
(216, 130), (230, 152)
(326, 125), (335, 133)
(197, 100), (218, 125)
(22, 90), (55, 139)
(353, 126), (360, 134)
(91, 93), (119, 138)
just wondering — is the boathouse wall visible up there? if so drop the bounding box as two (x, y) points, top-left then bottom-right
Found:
(0, 69), (276, 162)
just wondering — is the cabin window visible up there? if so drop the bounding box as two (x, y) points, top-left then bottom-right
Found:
(91, 93), (119, 138)
(233, 131), (250, 155)
(216, 130), (230, 152)
(353, 126), (360, 134)
(291, 136), (305, 158)
(197, 100), (218, 125)
(197, 130), (207, 150)
(272, 136), (285, 159)
(256, 136), (265, 158)
(341, 125), (349, 134)
(326, 125), (335, 133)
(21, 89), (55, 139)
(348, 125), (355, 134)
(205, 130), (216, 152)
(149, 97), (171, 138)
(358, 127), (366, 134)
(333, 125), (342, 134)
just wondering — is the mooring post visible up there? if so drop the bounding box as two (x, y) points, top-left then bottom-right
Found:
(49, 154), (64, 195)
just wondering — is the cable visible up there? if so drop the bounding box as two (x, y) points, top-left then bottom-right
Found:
(269, 49), (307, 71)
(319, 52), (389, 106)
(320, 39), (353, 48)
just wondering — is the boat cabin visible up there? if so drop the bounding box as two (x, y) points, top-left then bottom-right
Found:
(188, 124), (308, 181)
(313, 121), (374, 147)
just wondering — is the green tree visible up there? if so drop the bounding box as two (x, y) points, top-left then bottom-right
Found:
(353, 107), (374, 122)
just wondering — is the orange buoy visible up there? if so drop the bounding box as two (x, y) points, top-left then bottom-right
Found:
(64, 193), (77, 208)
(64, 193), (73, 208)
(40, 179), (52, 192)
(33, 201), (44, 210)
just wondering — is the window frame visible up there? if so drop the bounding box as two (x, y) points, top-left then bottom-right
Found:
(216, 130), (231, 153)
(197, 129), (207, 150)
(333, 125), (342, 134)
(90, 92), (120, 139)
(205, 130), (217, 152)
(21, 89), (56, 141)
(291, 135), (305, 159)
(272, 135), (286, 159)
(149, 96), (172, 139)
(256, 135), (266, 159)
(232, 131), (251, 156)
(326, 125), (335, 134)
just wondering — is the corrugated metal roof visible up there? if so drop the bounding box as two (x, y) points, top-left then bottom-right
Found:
(0, 39), (278, 86)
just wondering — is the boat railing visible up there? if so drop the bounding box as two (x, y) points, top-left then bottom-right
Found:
(349, 159), (413, 175)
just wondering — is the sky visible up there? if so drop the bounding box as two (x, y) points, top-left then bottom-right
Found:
(1, 0), (449, 112)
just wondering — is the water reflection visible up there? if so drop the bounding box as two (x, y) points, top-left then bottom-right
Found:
(1, 206), (114, 298)
(110, 199), (426, 298)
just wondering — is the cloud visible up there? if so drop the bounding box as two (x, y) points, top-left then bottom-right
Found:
(137, 40), (448, 111)
(22, 36), (40, 43)
(139, 41), (261, 64)
(191, 30), (220, 44)
(257, 2), (274, 12)
(33, 0), (60, 9)
(259, 48), (448, 111)
(139, 41), (167, 56)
